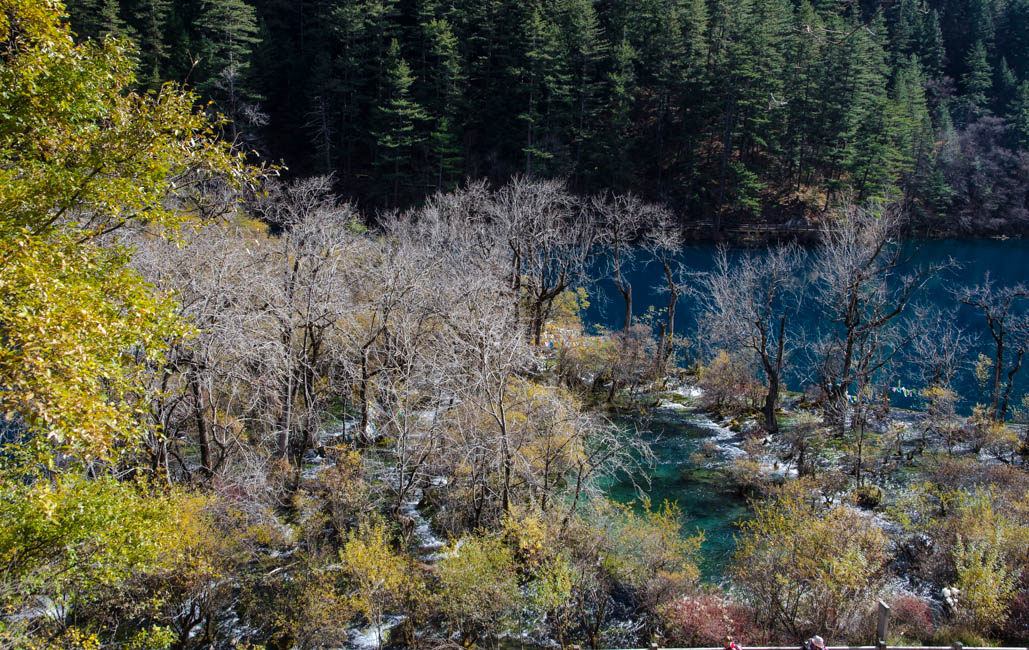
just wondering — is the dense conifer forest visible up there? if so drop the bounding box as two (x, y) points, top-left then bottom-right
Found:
(64, 0), (1029, 233)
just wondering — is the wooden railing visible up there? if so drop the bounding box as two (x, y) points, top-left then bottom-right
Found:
(609, 646), (1026, 650)
(584, 602), (1029, 650)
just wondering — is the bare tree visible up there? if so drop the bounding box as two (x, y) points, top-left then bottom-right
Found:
(592, 192), (659, 333)
(955, 275), (1029, 421)
(130, 220), (270, 482)
(390, 178), (601, 346)
(700, 243), (803, 433)
(365, 235), (464, 512)
(643, 207), (687, 373)
(493, 178), (601, 345)
(901, 305), (974, 454)
(256, 177), (360, 461)
(906, 304), (974, 393)
(812, 200), (947, 429)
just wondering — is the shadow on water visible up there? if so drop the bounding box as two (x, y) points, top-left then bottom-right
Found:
(603, 411), (752, 583)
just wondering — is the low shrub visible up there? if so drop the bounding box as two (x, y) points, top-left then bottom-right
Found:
(1001, 568), (1029, 643)
(660, 590), (764, 647)
(889, 594), (934, 643)
(856, 485), (884, 509)
(698, 351), (764, 416)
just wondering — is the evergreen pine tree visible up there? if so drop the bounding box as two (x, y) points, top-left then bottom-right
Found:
(327, 1), (374, 183)
(891, 0), (920, 63)
(195, 0), (262, 139)
(967, 0), (996, 52)
(708, 0), (790, 220)
(423, 17), (465, 189)
(995, 57), (1018, 114)
(891, 56), (937, 211)
(557, 0), (608, 189)
(127, 0), (172, 90)
(1007, 81), (1029, 149)
(782, 0), (825, 189)
(919, 9), (945, 79)
(196, 0), (260, 88)
(959, 40), (993, 122)
(675, 0), (710, 203)
(597, 36), (637, 190)
(516, 1), (566, 176)
(846, 17), (900, 201)
(1000, 0), (1029, 80)
(373, 39), (428, 206)
(63, 0), (126, 40)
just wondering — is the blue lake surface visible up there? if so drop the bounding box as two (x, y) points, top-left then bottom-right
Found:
(584, 238), (1029, 412)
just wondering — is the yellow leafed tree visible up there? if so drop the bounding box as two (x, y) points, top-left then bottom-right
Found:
(0, 0), (256, 457)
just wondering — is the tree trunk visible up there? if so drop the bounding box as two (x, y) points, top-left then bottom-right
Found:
(614, 275), (632, 332)
(189, 373), (213, 478)
(1000, 348), (1024, 421)
(992, 337), (1005, 421)
(360, 349), (370, 443)
(762, 317), (786, 434)
(763, 372), (779, 434)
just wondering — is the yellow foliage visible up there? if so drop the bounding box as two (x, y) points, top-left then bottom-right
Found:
(591, 498), (703, 591)
(341, 517), (422, 635)
(951, 534), (1016, 634)
(436, 532), (522, 643)
(973, 354), (994, 391)
(22, 627), (102, 650)
(733, 480), (889, 638)
(698, 350), (764, 414)
(0, 0), (259, 457)
(547, 287), (590, 330)
(0, 465), (213, 629)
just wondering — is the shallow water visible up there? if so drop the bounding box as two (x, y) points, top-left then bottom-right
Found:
(604, 409), (752, 582)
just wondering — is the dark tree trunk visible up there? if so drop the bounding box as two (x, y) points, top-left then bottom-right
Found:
(189, 373), (213, 478)
(762, 317), (787, 433)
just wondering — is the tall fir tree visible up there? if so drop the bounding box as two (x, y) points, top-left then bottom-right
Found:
(846, 17), (899, 201)
(63, 0), (125, 40)
(959, 40), (993, 123)
(1007, 81), (1029, 149)
(557, 0), (608, 189)
(891, 0), (921, 64)
(597, 35), (637, 190)
(195, 0), (262, 140)
(782, 0), (825, 189)
(422, 17), (466, 189)
(919, 9), (946, 79)
(1000, 0), (1029, 80)
(515, 1), (567, 177)
(891, 56), (937, 211)
(373, 39), (428, 206)
(126, 0), (172, 90)
(995, 57), (1018, 114)
(327, 1), (374, 183)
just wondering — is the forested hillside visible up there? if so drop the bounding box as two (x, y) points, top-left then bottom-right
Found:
(65, 0), (1029, 233)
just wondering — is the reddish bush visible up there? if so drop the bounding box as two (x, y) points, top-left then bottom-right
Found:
(659, 591), (764, 647)
(1002, 589), (1029, 643)
(889, 594), (934, 642)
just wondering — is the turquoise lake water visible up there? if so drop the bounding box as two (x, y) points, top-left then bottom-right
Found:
(604, 411), (752, 582)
